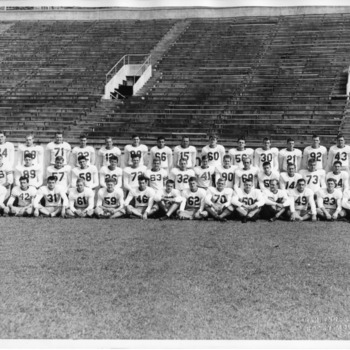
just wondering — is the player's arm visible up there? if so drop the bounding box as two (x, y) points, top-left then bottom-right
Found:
(257, 173), (265, 190)
(96, 189), (104, 209)
(320, 172), (326, 188)
(17, 146), (23, 166)
(322, 150), (327, 170)
(342, 191), (350, 210)
(123, 148), (130, 168)
(231, 192), (244, 209)
(4, 169), (13, 188)
(144, 194), (155, 219)
(142, 147), (149, 167)
(92, 167), (99, 189)
(253, 150), (260, 168)
(191, 148), (197, 169)
(83, 190), (95, 213)
(124, 191), (134, 207)
(37, 146), (44, 167)
(308, 191), (317, 220)
(251, 190), (265, 210)
(71, 169), (78, 188)
(123, 170), (132, 193)
(68, 195), (77, 214)
(36, 167), (43, 188)
(90, 149), (96, 166)
(99, 170), (106, 188)
(273, 150), (279, 171)
(325, 149), (334, 172)
(295, 152), (302, 172)
(233, 172), (241, 192)
(344, 173), (349, 191)
(14, 168), (21, 186)
(333, 197), (342, 218)
(6, 191), (16, 209)
(278, 153), (284, 172)
(279, 174), (286, 190)
(8, 144), (15, 169)
(167, 149), (173, 169)
(33, 189), (44, 209)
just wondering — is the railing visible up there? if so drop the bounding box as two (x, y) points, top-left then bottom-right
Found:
(110, 90), (126, 100)
(133, 55), (152, 85)
(105, 54), (150, 85)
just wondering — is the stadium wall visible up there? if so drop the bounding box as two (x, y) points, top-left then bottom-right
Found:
(1, 6), (350, 20)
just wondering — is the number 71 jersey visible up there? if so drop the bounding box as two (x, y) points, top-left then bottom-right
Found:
(46, 141), (71, 165)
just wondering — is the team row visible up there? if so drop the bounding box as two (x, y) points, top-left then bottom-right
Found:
(1, 132), (350, 172)
(1, 172), (349, 222)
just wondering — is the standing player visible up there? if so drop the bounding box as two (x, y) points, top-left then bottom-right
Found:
(215, 155), (237, 189)
(149, 136), (172, 170)
(288, 178), (316, 222)
(145, 157), (168, 191)
(97, 136), (121, 168)
(15, 154), (43, 189)
(278, 138), (302, 172)
(302, 134), (327, 170)
(71, 155), (99, 190)
(4, 176), (37, 216)
(316, 178), (345, 221)
(261, 179), (290, 221)
(177, 177), (207, 220)
(229, 137), (254, 168)
(46, 156), (71, 193)
(169, 158), (195, 194)
(0, 131), (15, 168)
(17, 133), (44, 167)
(33, 176), (68, 218)
(95, 178), (125, 219)
(257, 161), (280, 192)
(194, 155), (215, 189)
(0, 182), (7, 215)
(205, 177), (234, 221)
(0, 153), (13, 191)
(124, 175), (156, 219)
(299, 158), (326, 194)
(66, 178), (95, 218)
(327, 134), (350, 172)
(234, 157), (259, 191)
(326, 160), (349, 192)
(173, 135), (197, 169)
(123, 154), (147, 193)
(201, 134), (225, 168)
(46, 131), (71, 166)
(99, 155), (123, 189)
(279, 162), (302, 195)
(71, 133), (96, 167)
(153, 179), (182, 220)
(254, 137), (279, 171)
(231, 179), (265, 223)
(124, 135), (148, 167)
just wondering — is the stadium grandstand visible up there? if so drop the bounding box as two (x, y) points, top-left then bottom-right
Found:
(0, 2), (349, 155)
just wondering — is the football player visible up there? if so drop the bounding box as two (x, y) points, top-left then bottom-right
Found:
(194, 155), (215, 189)
(46, 156), (71, 193)
(326, 160), (349, 192)
(123, 154), (147, 193)
(124, 134), (148, 167)
(99, 155), (123, 189)
(279, 162), (302, 195)
(71, 133), (96, 167)
(254, 137), (279, 171)
(149, 136), (172, 170)
(169, 157), (195, 194)
(173, 135), (197, 169)
(234, 156), (259, 191)
(215, 155), (237, 189)
(17, 133), (44, 167)
(71, 155), (99, 189)
(327, 133), (350, 172)
(228, 137), (254, 168)
(302, 134), (327, 170)
(33, 176), (68, 218)
(299, 158), (326, 193)
(0, 130), (15, 168)
(257, 161), (280, 193)
(46, 131), (71, 166)
(15, 153), (43, 189)
(145, 157), (168, 191)
(201, 134), (225, 168)
(0, 153), (13, 192)
(97, 136), (121, 168)
(278, 138), (302, 172)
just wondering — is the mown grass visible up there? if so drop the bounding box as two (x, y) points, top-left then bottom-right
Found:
(1, 217), (350, 339)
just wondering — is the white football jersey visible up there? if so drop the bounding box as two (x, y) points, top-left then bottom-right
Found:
(232, 188), (265, 207)
(11, 185), (37, 207)
(71, 146), (96, 166)
(71, 165), (99, 189)
(180, 187), (207, 210)
(15, 164), (42, 188)
(126, 187), (155, 208)
(96, 187), (124, 208)
(154, 188), (182, 205)
(0, 142), (15, 168)
(299, 169), (326, 193)
(17, 144), (44, 166)
(99, 166), (123, 188)
(302, 145), (327, 170)
(46, 141), (71, 165)
(149, 146), (172, 169)
(327, 145), (350, 169)
(46, 165), (71, 193)
(257, 170), (280, 192)
(215, 165), (237, 188)
(201, 144), (226, 167)
(123, 165), (147, 191)
(279, 148), (302, 172)
(194, 165), (215, 189)
(289, 187), (316, 213)
(35, 185), (68, 207)
(316, 188), (342, 210)
(205, 186), (233, 206)
(0, 163), (13, 187)
(279, 172), (303, 195)
(228, 148), (254, 168)
(326, 171), (349, 192)
(254, 147), (279, 171)
(169, 168), (195, 192)
(68, 187), (95, 209)
(98, 146), (122, 167)
(124, 144), (148, 166)
(174, 145), (197, 168)
(145, 168), (168, 191)
(263, 189), (290, 206)
(0, 184), (7, 204)
(234, 166), (259, 190)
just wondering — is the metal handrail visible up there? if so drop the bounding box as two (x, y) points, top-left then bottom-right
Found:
(110, 90), (126, 99)
(133, 55), (151, 85)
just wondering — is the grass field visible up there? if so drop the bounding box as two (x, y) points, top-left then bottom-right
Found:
(1, 217), (350, 340)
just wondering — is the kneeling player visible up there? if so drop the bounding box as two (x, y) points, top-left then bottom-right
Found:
(153, 179), (182, 220)
(316, 178), (345, 221)
(288, 178), (316, 222)
(4, 176), (37, 216)
(95, 178), (125, 219)
(66, 178), (95, 218)
(124, 175), (156, 219)
(33, 176), (68, 217)
(231, 179), (265, 223)
(205, 178), (233, 221)
(177, 177), (208, 220)
(261, 179), (291, 221)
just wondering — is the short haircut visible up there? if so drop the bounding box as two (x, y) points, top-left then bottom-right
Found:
(47, 176), (57, 182)
(166, 179), (175, 186)
(182, 135), (189, 140)
(179, 157), (187, 163)
(78, 155), (87, 162)
(188, 176), (197, 183)
(201, 155), (208, 161)
(138, 175), (147, 182)
(209, 134), (218, 140)
(287, 162), (295, 168)
(105, 136), (112, 141)
(76, 178), (85, 185)
(157, 136), (165, 141)
(312, 134), (319, 139)
(131, 154), (141, 160)
(0, 131), (5, 136)
(263, 137), (271, 142)
(263, 161), (271, 167)
(337, 133), (344, 139)
(19, 176), (29, 183)
(269, 179), (279, 186)
(217, 177), (226, 183)
(333, 161), (342, 166)
(223, 155), (232, 161)
(79, 133), (87, 139)
(244, 178), (253, 184)
(109, 155), (118, 162)
(105, 177), (116, 184)
(237, 136), (246, 142)
(308, 158), (317, 164)
(287, 138), (294, 143)
(132, 134), (140, 139)
(55, 131), (63, 136)
(153, 157), (161, 163)
(24, 153), (33, 159)
(327, 178), (337, 184)
(55, 156), (64, 162)
(297, 178), (306, 185)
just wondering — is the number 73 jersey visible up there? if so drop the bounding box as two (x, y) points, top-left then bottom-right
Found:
(299, 169), (326, 193)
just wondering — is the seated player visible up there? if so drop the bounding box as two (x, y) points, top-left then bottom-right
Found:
(326, 160), (349, 192)
(201, 134), (226, 168)
(261, 179), (291, 222)
(288, 178), (316, 222)
(194, 155), (215, 190)
(341, 187), (350, 219)
(215, 155), (237, 189)
(123, 154), (147, 193)
(299, 158), (326, 194)
(15, 153), (43, 189)
(231, 179), (265, 223)
(46, 156), (71, 193)
(4, 176), (37, 217)
(145, 157), (168, 191)
(33, 176), (68, 218)
(95, 178), (125, 219)
(66, 178), (95, 218)
(99, 155), (123, 189)
(169, 157), (195, 194)
(278, 138), (302, 172)
(177, 177), (208, 220)
(71, 155), (99, 190)
(229, 136), (254, 168)
(124, 175), (156, 219)
(71, 133), (96, 167)
(205, 177), (234, 221)
(279, 162), (302, 195)
(97, 136), (121, 168)
(149, 136), (173, 170)
(0, 183), (8, 215)
(153, 179), (182, 220)
(257, 161), (280, 193)
(316, 178), (345, 221)
(234, 156), (259, 191)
